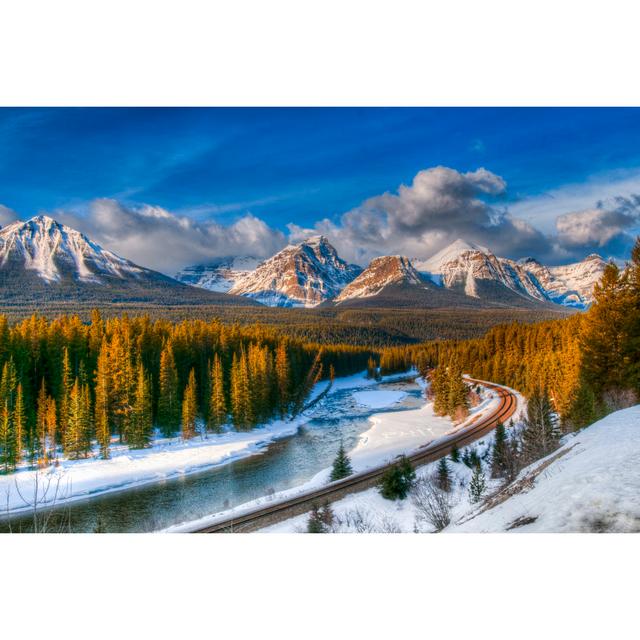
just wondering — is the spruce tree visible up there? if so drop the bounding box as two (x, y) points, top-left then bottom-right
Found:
(468, 463), (486, 504)
(13, 383), (25, 466)
(307, 503), (326, 533)
(379, 455), (416, 500)
(208, 353), (227, 433)
(521, 387), (560, 463)
(0, 402), (14, 473)
(181, 368), (198, 440)
(490, 421), (507, 478)
(450, 443), (460, 463)
(129, 363), (153, 449)
(157, 342), (180, 437)
(94, 338), (111, 458)
(275, 341), (290, 418)
(330, 441), (353, 481)
(436, 456), (451, 492)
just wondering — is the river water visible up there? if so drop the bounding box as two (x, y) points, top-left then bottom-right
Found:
(0, 377), (423, 533)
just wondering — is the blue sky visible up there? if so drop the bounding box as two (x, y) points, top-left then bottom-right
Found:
(1, 107), (639, 271)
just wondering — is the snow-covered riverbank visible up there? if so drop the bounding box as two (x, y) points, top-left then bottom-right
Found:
(0, 370), (411, 516)
(166, 375), (505, 532)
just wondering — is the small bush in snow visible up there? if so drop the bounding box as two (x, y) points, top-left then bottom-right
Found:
(379, 455), (416, 500)
(411, 477), (452, 532)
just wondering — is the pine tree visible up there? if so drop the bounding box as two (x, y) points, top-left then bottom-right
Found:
(181, 368), (198, 440)
(490, 421), (508, 478)
(450, 443), (460, 463)
(275, 341), (290, 418)
(94, 338), (111, 458)
(208, 353), (226, 433)
(330, 441), (353, 481)
(13, 383), (25, 466)
(64, 378), (89, 459)
(307, 503), (327, 533)
(521, 387), (560, 463)
(0, 402), (14, 473)
(379, 455), (416, 500)
(59, 347), (73, 444)
(468, 463), (486, 503)
(36, 379), (48, 466)
(157, 341), (180, 437)
(45, 396), (57, 464)
(129, 363), (153, 449)
(436, 456), (451, 492)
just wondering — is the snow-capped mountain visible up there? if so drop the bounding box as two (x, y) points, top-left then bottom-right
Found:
(335, 256), (423, 302)
(0, 215), (144, 283)
(413, 239), (605, 309)
(228, 236), (362, 307)
(548, 254), (606, 306)
(0, 215), (257, 306)
(175, 256), (260, 293)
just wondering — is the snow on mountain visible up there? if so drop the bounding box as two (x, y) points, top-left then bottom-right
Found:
(175, 256), (260, 293)
(413, 239), (604, 308)
(413, 238), (489, 281)
(548, 254), (607, 306)
(0, 215), (144, 283)
(335, 255), (423, 302)
(228, 236), (361, 307)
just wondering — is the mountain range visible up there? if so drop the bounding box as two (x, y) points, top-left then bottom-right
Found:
(176, 236), (607, 310)
(0, 216), (257, 306)
(0, 215), (606, 311)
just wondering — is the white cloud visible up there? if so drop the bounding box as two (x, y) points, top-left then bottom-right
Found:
(54, 199), (286, 274)
(555, 195), (640, 256)
(290, 166), (551, 264)
(0, 204), (18, 226)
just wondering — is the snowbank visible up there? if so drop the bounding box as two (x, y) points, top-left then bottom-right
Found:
(352, 390), (406, 409)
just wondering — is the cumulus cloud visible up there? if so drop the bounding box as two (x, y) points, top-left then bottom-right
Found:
(290, 166), (551, 264)
(54, 199), (286, 274)
(0, 204), (18, 227)
(555, 195), (640, 257)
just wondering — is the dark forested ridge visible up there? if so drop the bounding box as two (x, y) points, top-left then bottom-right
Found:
(0, 312), (373, 472)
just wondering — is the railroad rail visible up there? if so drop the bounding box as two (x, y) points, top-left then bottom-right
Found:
(191, 378), (518, 533)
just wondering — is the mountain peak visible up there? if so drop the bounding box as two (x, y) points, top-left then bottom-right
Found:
(414, 238), (491, 275)
(0, 214), (140, 283)
(335, 255), (422, 303)
(229, 235), (360, 307)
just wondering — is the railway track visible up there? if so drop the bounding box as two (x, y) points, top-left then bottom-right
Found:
(191, 378), (518, 533)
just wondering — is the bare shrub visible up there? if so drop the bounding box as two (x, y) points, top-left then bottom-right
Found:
(411, 476), (452, 532)
(333, 507), (376, 533)
(378, 514), (402, 533)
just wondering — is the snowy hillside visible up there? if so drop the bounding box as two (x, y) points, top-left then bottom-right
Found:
(229, 235), (361, 307)
(450, 405), (640, 533)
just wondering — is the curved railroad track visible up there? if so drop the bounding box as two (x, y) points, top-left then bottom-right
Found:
(191, 378), (518, 533)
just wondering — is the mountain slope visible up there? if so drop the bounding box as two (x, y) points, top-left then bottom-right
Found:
(332, 255), (515, 309)
(174, 256), (260, 293)
(0, 216), (257, 306)
(414, 239), (604, 309)
(229, 236), (361, 307)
